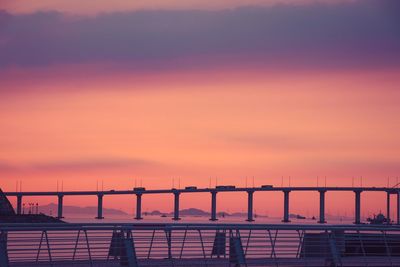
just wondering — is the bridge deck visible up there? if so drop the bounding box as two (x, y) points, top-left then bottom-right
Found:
(4, 186), (400, 196)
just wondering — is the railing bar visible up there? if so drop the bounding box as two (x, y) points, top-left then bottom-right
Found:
(83, 229), (92, 267)
(35, 230), (44, 262)
(44, 230), (53, 266)
(382, 230), (393, 267)
(198, 229), (208, 267)
(357, 230), (368, 267)
(164, 229), (174, 267)
(72, 230), (81, 261)
(179, 228), (188, 259)
(147, 229), (156, 259)
(267, 229), (278, 267)
(245, 229), (252, 256)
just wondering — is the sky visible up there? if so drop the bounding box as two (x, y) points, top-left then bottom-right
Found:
(0, 0), (400, 218)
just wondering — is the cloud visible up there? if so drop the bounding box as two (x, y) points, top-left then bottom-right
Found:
(0, 1), (357, 16)
(0, 0), (399, 70)
(0, 158), (160, 174)
(0, 161), (15, 172)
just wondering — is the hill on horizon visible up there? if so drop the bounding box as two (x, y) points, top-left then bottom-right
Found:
(38, 203), (128, 216)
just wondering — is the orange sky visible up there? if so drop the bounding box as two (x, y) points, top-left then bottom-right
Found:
(1, 0), (399, 219)
(1, 65), (400, 217)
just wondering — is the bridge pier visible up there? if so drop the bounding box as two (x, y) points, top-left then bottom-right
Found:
(354, 190), (362, 224)
(318, 190), (326, 223)
(96, 194), (104, 219)
(397, 191), (400, 225)
(282, 190), (290, 223)
(387, 192), (391, 223)
(57, 195), (64, 219)
(135, 194), (142, 220)
(246, 191), (254, 222)
(16, 195), (22, 215)
(173, 192), (180, 221)
(210, 191), (218, 221)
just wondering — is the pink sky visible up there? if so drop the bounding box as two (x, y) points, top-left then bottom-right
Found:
(1, 66), (400, 217)
(0, 0), (399, 218)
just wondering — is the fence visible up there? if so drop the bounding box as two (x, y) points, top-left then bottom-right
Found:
(1, 223), (400, 266)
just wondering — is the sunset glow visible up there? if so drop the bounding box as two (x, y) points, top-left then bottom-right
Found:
(1, 0), (399, 219)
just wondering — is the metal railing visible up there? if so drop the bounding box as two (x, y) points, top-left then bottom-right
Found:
(1, 223), (400, 266)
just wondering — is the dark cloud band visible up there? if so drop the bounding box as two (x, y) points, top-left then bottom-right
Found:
(0, 0), (399, 70)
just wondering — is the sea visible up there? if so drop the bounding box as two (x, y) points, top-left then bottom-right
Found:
(64, 214), (356, 224)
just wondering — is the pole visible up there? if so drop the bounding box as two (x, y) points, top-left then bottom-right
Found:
(57, 195), (64, 219)
(135, 194), (142, 220)
(96, 194), (104, 219)
(397, 191), (400, 225)
(246, 190), (254, 222)
(387, 192), (391, 223)
(173, 192), (180, 220)
(354, 190), (361, 224)
(210, 191), (217, 221)
(16, 195), (22, 215)
(282, 190), (290, 222)
(318, 190), (326, 223)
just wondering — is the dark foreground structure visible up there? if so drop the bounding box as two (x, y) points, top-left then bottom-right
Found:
(1, 223), (400, 266)
(0, 189), (63, 224)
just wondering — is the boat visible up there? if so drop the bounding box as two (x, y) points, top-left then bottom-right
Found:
(367, 213), (390, 224)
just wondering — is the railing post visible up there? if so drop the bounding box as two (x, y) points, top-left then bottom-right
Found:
(0, 231), (9, 267)
(135, 194), (142, 220)
(173, 192), (180, 221)
(282, 190), (290, 222)
(166, 229), (172, 259)
(246, 190), (254, 222)
(16, 195), (22, 215)
(210, 191), (218, 221)
(96, 194), (104, 219)
(354, 190), (362, 224)
(57, 194), (64, 219)
(387, 192), (391, 224)
(318, 190), (326, 223)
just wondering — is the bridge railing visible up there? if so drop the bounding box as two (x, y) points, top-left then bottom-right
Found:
(1, 223), (400, 266)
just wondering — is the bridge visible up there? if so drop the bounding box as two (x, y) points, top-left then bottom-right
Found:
(1, 223), (400, 266)
(4, 186), (400, 224)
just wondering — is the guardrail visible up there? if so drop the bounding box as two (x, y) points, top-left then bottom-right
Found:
(1, 223), (400, 266)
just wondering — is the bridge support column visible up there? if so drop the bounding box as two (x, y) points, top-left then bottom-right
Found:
(318, 190), (326, 223)
(135, 194), (142, 220)
(354, 190), (362, 224)
(246, 191), (254, 222)
(16, 195), (22, 215)
(387, 192), (391, 224)
(173, 192), (180, 221)
(282, 190), (290, 223)
(210, 191), (218, 221)
(397, 191), (400, 225)
(57, 195), (64, 219)
(96, 194), (104, 219)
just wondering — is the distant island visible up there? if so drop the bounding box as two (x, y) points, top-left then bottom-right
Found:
(39, 203), (128, 216)
(32, 203), (352, 221)
(144, 208), (268, 218)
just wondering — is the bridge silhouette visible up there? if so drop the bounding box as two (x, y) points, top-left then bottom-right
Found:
(4, 186), (400, 224)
